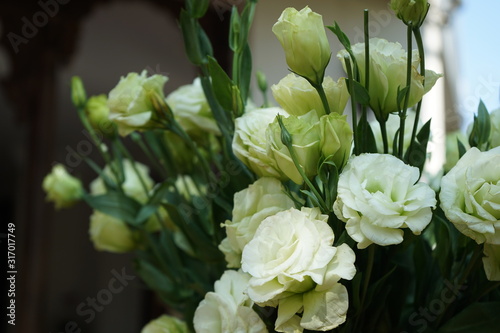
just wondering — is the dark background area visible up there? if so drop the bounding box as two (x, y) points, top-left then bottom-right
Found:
(0, 0), (231, 332)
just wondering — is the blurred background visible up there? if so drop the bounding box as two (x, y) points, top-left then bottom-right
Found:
(0, 0), (497, 332)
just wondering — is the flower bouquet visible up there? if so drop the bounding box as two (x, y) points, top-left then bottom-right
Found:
(42, 0), (500, 332)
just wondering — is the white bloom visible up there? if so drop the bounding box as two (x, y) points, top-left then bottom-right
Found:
(141, 315), (188, 333)
(483, 244), (500, 281)
(108, 70), (167, 136)
(233, 107), (289, 179)
(241, 207), (356, 332)
(219, 177), (296, 268)
(193, 270), (267, 333)
(166, 77), (220, 136)
(334, 154), (436, 249)
(90, 159), (154, 204)
(440, 147), (500, 244)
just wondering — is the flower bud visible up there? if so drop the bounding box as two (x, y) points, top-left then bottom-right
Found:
(272, 6), (331, 86)
(319, 113), (353, 169)
(390, 0), (429, 28)
(141, 315), (189, 333)
(89, 210), (138, 253)
(85, 94), (112, 132)
(272, 74), (349, 116)
(42, 164), (83, 209)
(71, 76), (87, 108)
(338, 38), (441, 118)
(266, 111), (321, 184)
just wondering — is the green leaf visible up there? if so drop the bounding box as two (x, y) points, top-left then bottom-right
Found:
(346, 79), (370, 105)
(356, 111), (378, 154)
(186, 0), (210, 18)
(179, 10), (203, 65)
(405, 119), (431, 173)
(327, 22), (351, 51)
(469, 100), (491, 150)
(238, 43), (252, 105)
(207, 56), (243, 115)
(457, 138), (467, 159)
(438, 302), (500, 333)
(83, 191), (141, 226)
(134, 182), (172, 224)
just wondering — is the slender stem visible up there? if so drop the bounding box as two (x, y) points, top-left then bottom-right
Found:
(398, 25), (413, 159)
(133, 134), (168, 179)
(361, 9), (370, 125)
(345, 56), (358, 155)
(354, 245), (375, 333)
(315, 83), (331, 115)
(380, 118), (389, 154)
(409, 28), (426, 155)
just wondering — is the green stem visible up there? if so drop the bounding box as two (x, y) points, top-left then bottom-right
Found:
(314, 82), (331, 115)
(361, 9), (370, 126)
(379, 118), (389, 154)
(398, 25), (413, 159)
(345, 56), (358, 155)
(409, 27), (426, 156)
(132, 134), (168, 179)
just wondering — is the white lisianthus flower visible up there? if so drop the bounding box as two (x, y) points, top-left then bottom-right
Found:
(108, 70), (168, 136)
(483, 244), (500, 281)
(440, 147), (500, 244)
(219, 177), (296, 268)
(166, 77), (220, 136)
(193, 270), (267, 333)
(334, 154), (436, 249)
(90, 159), (154, 204)
(338, 38), (441, 119)
(272, 74), (348, 116)
(42, 164), (83, 210)
(233, 107), (289, 179)
(141, 315), (188, 333)
(272, 7), (331, 86)
(241, 207), (356, 332)
(89, 210), (138, 253)
(266, 111), (321, 184)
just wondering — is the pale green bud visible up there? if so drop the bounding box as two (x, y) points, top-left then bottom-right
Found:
(85, 94), (111, 131)
(42, 164), (83, 209)
(272, 74), (349, 116)
(338, 38), (441, 118)
(141, 315), (189, 333)
(71, 76), (87, 108)
(266, 111), (321, 184)
(89, 210), (138, 253)
(390, 0), (429, 28)
(272, 6), (331, 86)
(319, 113), (353, 169)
